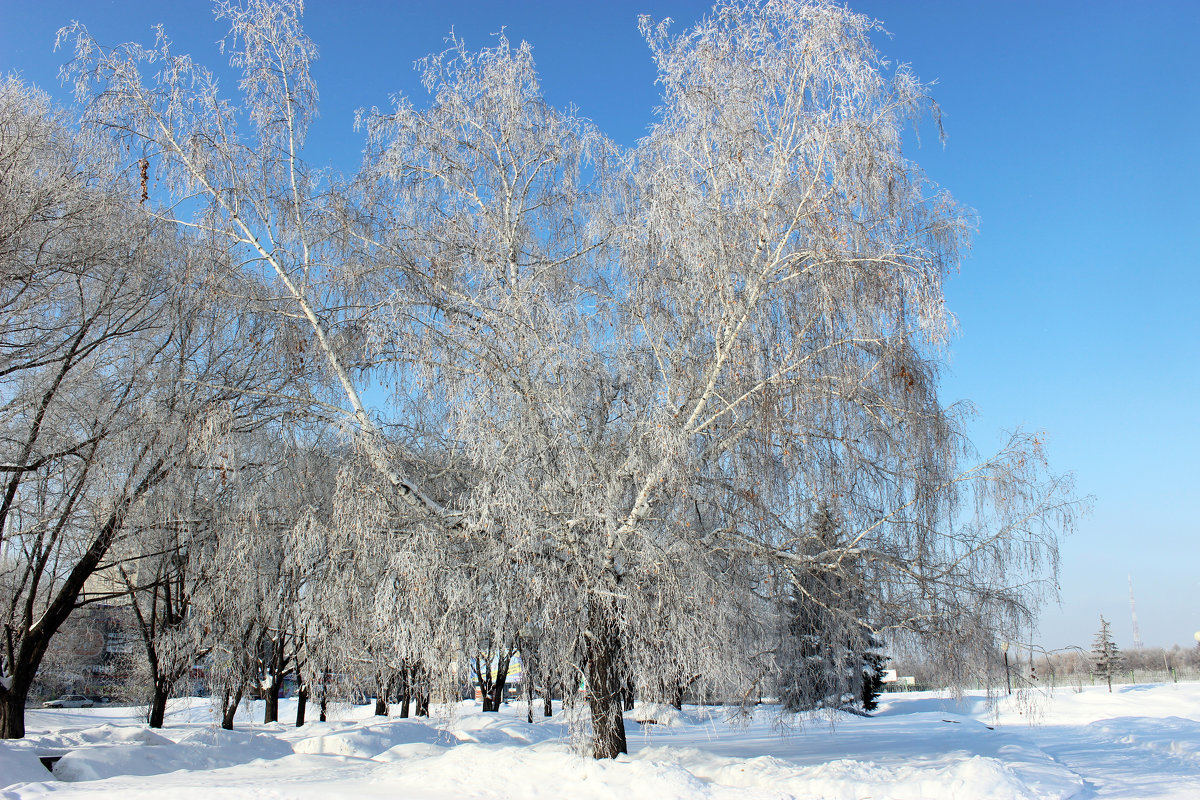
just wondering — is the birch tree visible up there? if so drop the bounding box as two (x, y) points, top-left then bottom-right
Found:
(359, 31), (651, 754)
(614, 0), (1076, 727)
(362, 0), (1076, 757)
(58, 0), (452, 526)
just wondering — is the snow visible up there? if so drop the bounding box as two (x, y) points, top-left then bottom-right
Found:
(3, 683), (1200, 798)
(0, 745), (48, 788)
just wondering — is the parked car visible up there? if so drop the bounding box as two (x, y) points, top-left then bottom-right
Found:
(42, 695), (94, 708)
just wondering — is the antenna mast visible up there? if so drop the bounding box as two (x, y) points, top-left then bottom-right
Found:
(1129, 575), (1144, 650)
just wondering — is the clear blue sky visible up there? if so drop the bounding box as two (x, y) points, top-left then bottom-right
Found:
(3, 0), (1197, 652)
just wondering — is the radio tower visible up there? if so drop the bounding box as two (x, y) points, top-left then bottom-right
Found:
(1129, 575), (1144, 650)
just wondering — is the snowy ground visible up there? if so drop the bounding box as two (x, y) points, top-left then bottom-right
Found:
(3, 683), (1200, 799)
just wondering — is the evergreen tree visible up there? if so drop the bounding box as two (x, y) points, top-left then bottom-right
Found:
(778, 504), (886, 714)
(1092, 615), (1123, 692)
(861, 651), (888, 712)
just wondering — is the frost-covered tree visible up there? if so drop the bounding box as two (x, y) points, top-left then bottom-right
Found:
(203, 437), (331, 726)
(306, 445), (468, 717)
(774, 505), (883, 713)
(52, 0), (1079, 759)
(0, 80), (168, 738)
(58, 0), (451, 527)
(359, 0), (1077, 757)
(360, 31), (656, 755)
(0, 76), (290, 738)
(120, 535), (213, 729)
(1092, 615), (1122, 692)
(118, 301), (295, 729)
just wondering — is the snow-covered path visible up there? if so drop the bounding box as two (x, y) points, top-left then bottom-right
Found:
(3, 683), (1200, 798)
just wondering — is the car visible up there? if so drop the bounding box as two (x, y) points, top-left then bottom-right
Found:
(42, 695), (94, 708)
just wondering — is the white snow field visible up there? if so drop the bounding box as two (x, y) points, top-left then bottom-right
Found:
(3, 683), (1200, 799)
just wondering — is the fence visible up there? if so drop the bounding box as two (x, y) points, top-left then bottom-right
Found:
(880, 668), (1200, 694)
(1052, 668), (1200, 689)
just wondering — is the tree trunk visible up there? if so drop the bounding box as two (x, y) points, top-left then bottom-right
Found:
(319, 690), (328, 723)
(415, 677), (430, 717)
(264, 678), (281, 724)
(262, 628), (289, 725)
(395, 664), (410, 718)
(0, 483), (162, 741)
(0, 682), (31, 739)
(373, 672), (389, 716)
(398, 678), (411, 718)
(544, 682), (553, 718)
(0, 637), (48, 738)
(221, 685), (244, 730)
(488, 650), (512, 712)
(563, 671), (577, 711)
(473, 655), (496, 712)
(586, 599), (628, 758)
(148, 679), (171, 728)
(296, 685), (308, 727)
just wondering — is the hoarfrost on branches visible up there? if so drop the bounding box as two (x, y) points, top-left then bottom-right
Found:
(33, 0), (1082, 758)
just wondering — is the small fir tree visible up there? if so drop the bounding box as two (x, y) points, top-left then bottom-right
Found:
(1092, 615), (1123, 692)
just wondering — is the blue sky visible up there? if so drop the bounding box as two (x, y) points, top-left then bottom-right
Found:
(3, 0), (1197, 652)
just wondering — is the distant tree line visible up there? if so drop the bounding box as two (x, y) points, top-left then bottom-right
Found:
(890, 641), (1200, 694)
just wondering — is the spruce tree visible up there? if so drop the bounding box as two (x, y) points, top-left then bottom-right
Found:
(1092, 615), (1123, 692)
(861, 651), (888, 712)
